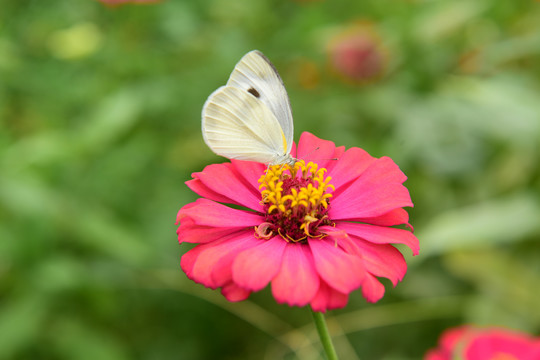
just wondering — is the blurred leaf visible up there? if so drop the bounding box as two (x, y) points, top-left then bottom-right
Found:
(414, 0), (488, 42)
(445, 75), (540, 144)
(416, 193), (540, 258)
(0, 296), (48, 359)
(69, 204), (154, 266)
(393, 75), (540, 175)
(1, 132), (72, 171)
(32, 256), (88, 293)
(50, 318), (128, 360)
(444, 249), (540, 331)
(76, 89), (143, 152)
(483, 31), (540, 70)
(47, 22), (102, 60)
(0, 174), (152, 265)
(0, 175), (59, 217)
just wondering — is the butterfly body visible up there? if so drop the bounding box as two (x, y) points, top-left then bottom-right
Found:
(202, 50), (295, 165)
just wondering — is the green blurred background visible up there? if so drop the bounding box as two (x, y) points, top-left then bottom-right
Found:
(1, 0), (540, 359)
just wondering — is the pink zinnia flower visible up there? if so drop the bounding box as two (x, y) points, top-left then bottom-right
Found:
(426, 325), (540, 360)
(176, 132), (419, 311)
(328, 23), (387, 84)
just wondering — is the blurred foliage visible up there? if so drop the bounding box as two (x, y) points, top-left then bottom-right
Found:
(1, 0), (540, 359)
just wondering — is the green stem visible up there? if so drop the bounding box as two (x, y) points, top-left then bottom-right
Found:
(310, 307), (339, 360)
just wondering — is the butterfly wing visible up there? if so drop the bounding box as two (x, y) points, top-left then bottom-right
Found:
(226, 50), (294, 153)
(202, 85), (287, 164)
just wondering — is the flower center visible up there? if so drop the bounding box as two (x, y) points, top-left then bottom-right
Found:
(256, 160), (335, 242)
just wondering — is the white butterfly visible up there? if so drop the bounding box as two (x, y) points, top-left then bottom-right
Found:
(202, 50), (295, 165)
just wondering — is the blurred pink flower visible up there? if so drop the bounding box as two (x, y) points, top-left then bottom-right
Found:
(176, 132), (418, 311)
(328, 23), (387, 83)
(426, 325), (540, 360)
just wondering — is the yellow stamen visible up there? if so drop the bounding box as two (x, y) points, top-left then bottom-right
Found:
(258, 160), (335, 242)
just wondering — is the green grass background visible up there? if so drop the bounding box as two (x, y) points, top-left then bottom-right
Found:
(1, 0), (540, 359)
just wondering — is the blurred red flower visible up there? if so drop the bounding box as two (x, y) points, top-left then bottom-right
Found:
(328, 23), (387, 84)
(176, 132), (418, 311)
(426, 325), (540, 360)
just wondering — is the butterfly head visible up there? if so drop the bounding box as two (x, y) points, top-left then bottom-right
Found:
(270, 153), (296, 166)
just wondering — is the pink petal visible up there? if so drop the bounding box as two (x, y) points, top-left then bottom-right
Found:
(336, 222), (419, 255)
(423, 350), (447, 360)
(352, 240), (407, 286)
(230, 160), (266, 193)
(209, 233), (264, 288)
(193, 163), (262, 210)
(186, 178), (233, 205)
(352, 208), (411, 227)
(318, 225), (349, 241)
(182, 231), (258, 289)
(328, 146), (377, 191)
(361, 273), (386, 303)
(324, 145), (346, 173)
(309, 238), (364, 294)
(177, 198), (262, 228)
(318, 225), (358, 254)
(176, 201), (198, 224)
(430, 326), (540, 360)
(180, 242), (204, 281)
(437, 326), (473, 355)
(177, 217), (241, 244)
(310, 280), (349, 312)
(324, 226), (407, 286)
(467, 329), (540, 360)
(232, 237), (287, 291)
(271, 243), (320, 307)
(221, 282), (251, 302)
(296, 132), (337, 169)
(289, 141), (298, 158)
(330, 182), (413, 221)
(330, 157), (413, 220)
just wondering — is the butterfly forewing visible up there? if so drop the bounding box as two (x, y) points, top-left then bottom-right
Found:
(226, 50), (294, 153)
(202, 85), (286, 164)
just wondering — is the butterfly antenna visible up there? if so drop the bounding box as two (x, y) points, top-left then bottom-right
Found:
(302, 147), (339, 161)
